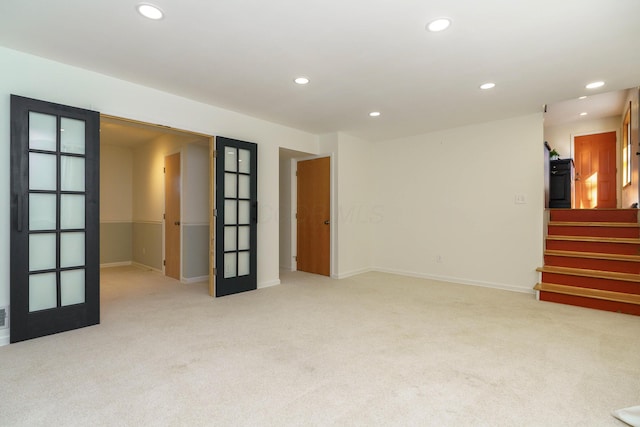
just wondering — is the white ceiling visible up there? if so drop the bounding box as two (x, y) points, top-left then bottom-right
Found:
(1, 0), (639, 141)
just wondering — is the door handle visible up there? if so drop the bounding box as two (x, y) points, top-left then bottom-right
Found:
(324, 220), (330, 225)
(174, 221), (180, 226)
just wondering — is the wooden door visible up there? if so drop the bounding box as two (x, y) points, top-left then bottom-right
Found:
(10, 95), (100, 343)
(164, 153), (180, 279)
(297, 157), (330, 276)
(215, 137), (258, 297)
(575, 131), (617, 208)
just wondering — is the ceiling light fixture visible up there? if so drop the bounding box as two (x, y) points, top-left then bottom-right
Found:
(427, 18), (451, 32)
(294, 77), (310, 85)
(137, 3), (164, 20)
(585, 81), (604, 89)
(580, 112), (588, 116)
(369, 112), (381, 117)
(578, 96), (587, 100)
(480, 82), (496, 90)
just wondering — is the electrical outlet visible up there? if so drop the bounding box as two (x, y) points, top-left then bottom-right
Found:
(436, 255), (442, 263)
(515, 194), (527, 204)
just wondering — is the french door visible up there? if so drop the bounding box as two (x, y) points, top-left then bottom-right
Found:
(215, 137), (257, 297)
(10, 95), (100, 343)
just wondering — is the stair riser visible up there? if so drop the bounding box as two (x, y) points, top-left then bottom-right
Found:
(544, 255), (640, 274)
(550, 209), (638, 223)
(545, 240), (640, 255)
(548, 226), (640, 239)
(541, 272), (640, 295)
(539, 291), (640, 316)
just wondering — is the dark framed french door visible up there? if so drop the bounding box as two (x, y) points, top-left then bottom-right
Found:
(215, 137), (258, 297)
(10, 95), (100, 343)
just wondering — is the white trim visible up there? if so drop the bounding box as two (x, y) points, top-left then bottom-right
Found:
(259, 279), (281, 289)
(182, 275), (208, 284)
(100, 261), (132, 268)
(100, 220), (133, 224)
(182, 222), (209, 227)
(372, 267), (535, 294)
(0, 332), (9, 347)
(131, 261), (163, 273)
(132, 220), (163, 225)
(336, 268), (373, 279)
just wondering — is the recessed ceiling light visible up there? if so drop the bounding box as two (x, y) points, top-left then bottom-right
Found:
(137, 3), (164, 20)
(480, 82), (496, 90)
(369, 112), (381, 117)
(427, 18), (451, 32)
(585, 81), (604, 89)
(294, 77), (310, 85)
(578, 96), (587, 100)
(580, 112), (588, 116)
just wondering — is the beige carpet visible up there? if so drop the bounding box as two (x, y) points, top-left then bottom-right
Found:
(0, 266), (638, 426)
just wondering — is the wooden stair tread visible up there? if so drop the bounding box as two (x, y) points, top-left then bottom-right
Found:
(549, 221), (640, 227)
(536, 266), (640, 282)
(544, 250), (640, 262)
(546, 235), (640, 244)
(534, 282), (640, 305)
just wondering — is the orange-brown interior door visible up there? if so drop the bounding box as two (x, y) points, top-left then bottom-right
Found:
(575, 131), (617, 208)
(165, 152), (181, 279)
(297, 157), (330, 276)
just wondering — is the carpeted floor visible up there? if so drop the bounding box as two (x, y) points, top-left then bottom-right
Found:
(0, 265), (638, 426)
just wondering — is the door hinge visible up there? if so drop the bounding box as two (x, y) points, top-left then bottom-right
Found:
(295, 212), (297, 219)
(213, 150), (218, 158)
(294, 256), (297, 261)
(163, 213), (165, 220)
(213, 209), (217, 217)
(163, 167), (166, 173)
(163, 260), (166, 266)
(212, 267), (216, 274)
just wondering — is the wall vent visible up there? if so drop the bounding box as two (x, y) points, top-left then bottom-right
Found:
(0, 307), (7, 329)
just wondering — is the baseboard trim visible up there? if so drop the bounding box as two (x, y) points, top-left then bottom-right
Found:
(259, 279), (281, 289)
(131, 262), (163, 273)
(182, 275), (208, 284)
(337, 267), (373, 279)
(0, 331), (9, 347)
(372, 267), (535, 294)
(100, 261), (132, 269)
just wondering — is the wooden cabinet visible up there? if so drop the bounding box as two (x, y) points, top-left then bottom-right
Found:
(549, 159), (574, 208)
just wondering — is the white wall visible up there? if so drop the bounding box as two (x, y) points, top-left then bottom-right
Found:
(279, 153), (293, 269)
(0, 47), (318, 344)
(100, 145), (133, 221)
(182, 144), (210, 225)
(371, 114), (545, 293)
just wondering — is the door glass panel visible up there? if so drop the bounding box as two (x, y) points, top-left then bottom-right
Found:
(238, 149), (250, 173)
(29, 273), (57, 312)
(224, 253), (237, 278)
(29, 153), (57, 191)
(238, 252), (250, 276)
(61, 156), (85, 192)
(225, 147), (237, 172)
(60, 232), (85, 268)
(29, 112), (57, 152)
(29, 194), (56, 231)
(224, 200), (237, 225)
(225, 173), (237, 198)
(61, 269), (85, 306)
(60, 118), (85, 155)
(238, 175), (250, 199)
(60, 195), (85, 229)
(238, 201), (250, 224)
(238, 226), (250, 250)
(224, 227), (237, 251)
(29, 233), (57, 271)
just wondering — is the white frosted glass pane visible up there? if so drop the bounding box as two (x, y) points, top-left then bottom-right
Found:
(224, 253), (236, 278)
(29, 273), (57, 312)
(29, 112), (57, 151)
(29, 153), (57, 191)
(225, 173), (237, 198)
(238, 226), (250, 250)
(225, 200), (237, 225)
(61, 232), (85, 268)
(238, 175), (250, 199)
(61, 195), (85, 229)
(60, 118), (85, 154)
(238, 149), (250, 173)
(29, 233), (56, 271)
(225, 147), (237, 172)
(61, 269), (85, 306)
(238, 252), (250, 276)
(224, 227), (237, 251)
(238, 201), (250, 224)
(61, 156), (85, 192)
(29, 194), (56, 231)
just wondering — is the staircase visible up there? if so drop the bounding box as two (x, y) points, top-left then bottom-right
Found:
(535, 209), (640, 315)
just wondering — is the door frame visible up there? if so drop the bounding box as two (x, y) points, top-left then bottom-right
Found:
(291, 153), (337, 278)
(570, 129), (620, 208)
(163, 150), (182, 280)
